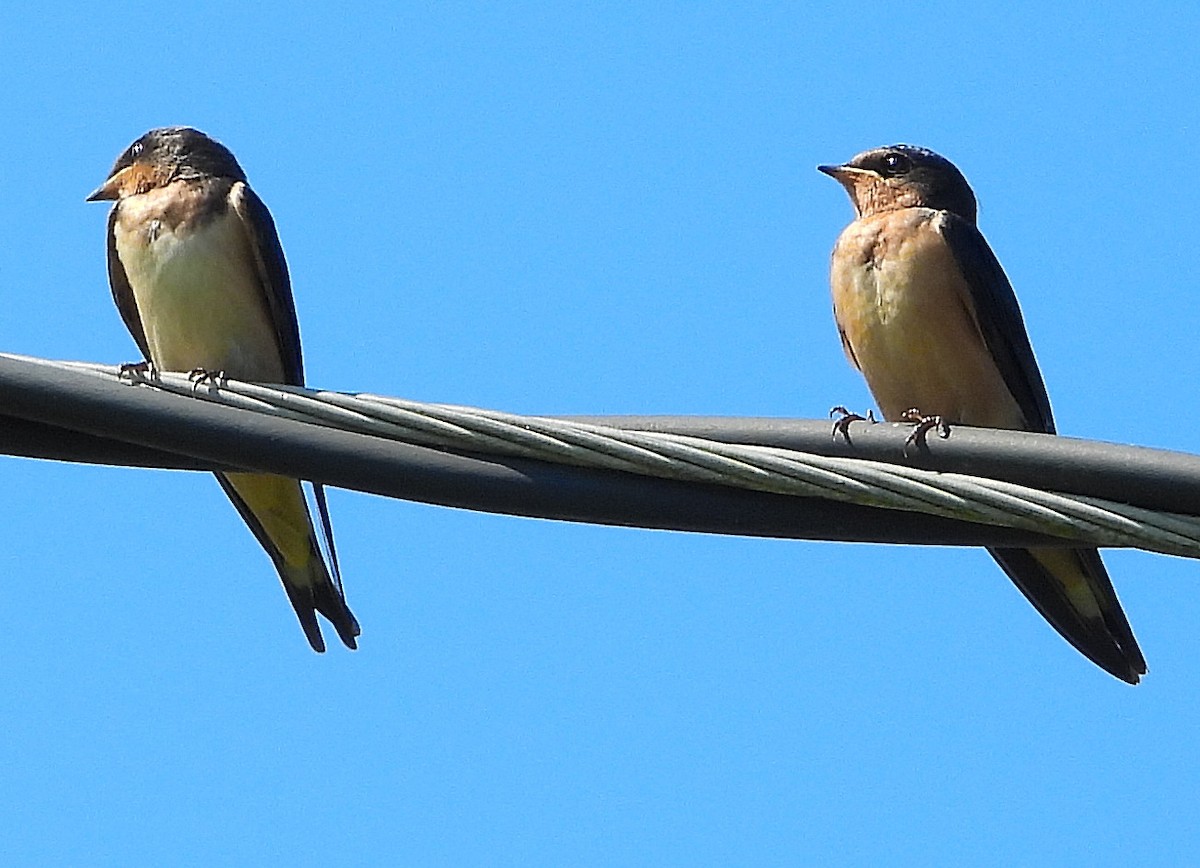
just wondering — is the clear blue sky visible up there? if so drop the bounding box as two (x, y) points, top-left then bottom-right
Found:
(1, 3), (1197, 864)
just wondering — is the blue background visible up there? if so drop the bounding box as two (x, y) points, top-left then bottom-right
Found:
(1, 3), (1196, 864)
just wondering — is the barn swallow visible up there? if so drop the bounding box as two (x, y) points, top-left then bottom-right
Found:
(819, 144), (1145, 683)
(87, 126), (359, 651)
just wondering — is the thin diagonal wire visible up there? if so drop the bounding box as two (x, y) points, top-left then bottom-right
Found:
(45, 356), (1200, 559)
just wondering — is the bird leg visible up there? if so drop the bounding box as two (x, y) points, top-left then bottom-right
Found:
(830, 405), (877, 440)
(899, 407), (951, 453)
(188, 368), (228, 390)
(118, 360), (155, 380)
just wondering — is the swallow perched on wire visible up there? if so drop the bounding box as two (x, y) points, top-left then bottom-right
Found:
(819, 144), (1145, 683)
(87, 126), (359, 651)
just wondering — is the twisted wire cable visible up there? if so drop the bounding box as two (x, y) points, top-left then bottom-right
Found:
(2, 352), (1195, 559)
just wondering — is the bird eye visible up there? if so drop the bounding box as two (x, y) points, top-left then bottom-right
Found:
(128, 141), (144, 160)
(881, 151), (911, 175)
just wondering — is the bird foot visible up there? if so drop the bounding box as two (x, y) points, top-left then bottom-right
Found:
(188, 368), (227, 390)
(899, 407), (951, 454)
(830, 405), (877, 440)
(118, 360), (155, 380)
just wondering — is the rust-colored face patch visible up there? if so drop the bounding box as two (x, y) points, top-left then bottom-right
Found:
(113, 162), (172, 197)
(855, 176), (926, 216)
(840, 170), (921, 216)
(87, 161), (173, 202)
(826, 167), (926, 218)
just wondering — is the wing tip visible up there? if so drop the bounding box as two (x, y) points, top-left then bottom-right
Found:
(988, 546), (1147, 685)
(1101, 652), (1146, 686)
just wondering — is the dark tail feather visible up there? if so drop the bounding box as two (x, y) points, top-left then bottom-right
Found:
(216, 473), (360, 652)
(310, 483), (359, 649)
(281, 581), (330, 653)
(989, 546), (1146, 684)
(280, 552), (361, 653)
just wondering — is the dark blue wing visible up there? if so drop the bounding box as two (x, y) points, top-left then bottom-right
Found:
(230, 183), (305, 386)
(105, 206), (151, 360)
(228, 183), (355, 646)
(938, 214), (1055, 434)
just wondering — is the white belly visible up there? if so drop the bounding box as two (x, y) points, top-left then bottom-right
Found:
(115, 209), (286, 381)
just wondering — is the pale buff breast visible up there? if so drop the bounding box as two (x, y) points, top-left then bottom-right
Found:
(830, 208), (1026, 429)
(113, 182), (287, 382)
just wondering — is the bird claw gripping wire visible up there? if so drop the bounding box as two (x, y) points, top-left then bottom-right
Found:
(899, 407), (951, 454)
(830, 405), (877, 440)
